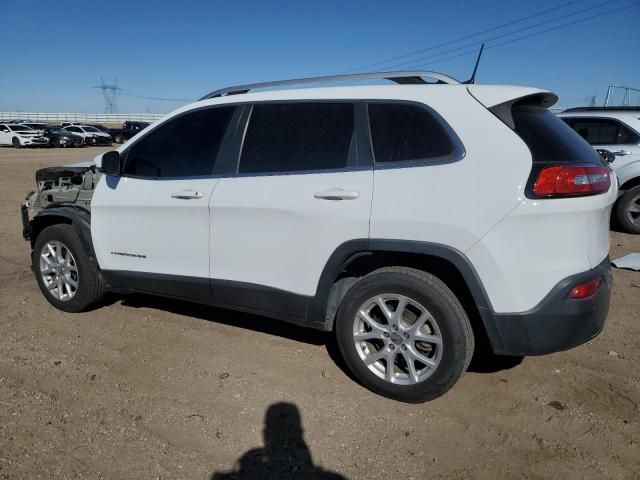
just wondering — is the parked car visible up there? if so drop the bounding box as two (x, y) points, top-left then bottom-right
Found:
(63, 125), (112, 145)
(110, 121), (149, 143)
(0, 123), (49, 148)
(21, 71), (616, 402)
(42, 126), (84, 148)
(559, 107), (640, 234)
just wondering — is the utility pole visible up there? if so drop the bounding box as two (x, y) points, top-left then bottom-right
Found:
(94, 77), (121, 113)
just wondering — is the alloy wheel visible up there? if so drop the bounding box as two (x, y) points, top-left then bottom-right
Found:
(39, 241), (79, 301)
(626, 192), (640, 227)
(352, 294), (443, 385)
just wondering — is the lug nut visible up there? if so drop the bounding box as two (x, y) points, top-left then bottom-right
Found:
(389, 344), (395, 350)
(403, 333), (409, 339)
(401, 345), (407, 351)
(392, 325), (398, 331)
(383, 332), (390, 338)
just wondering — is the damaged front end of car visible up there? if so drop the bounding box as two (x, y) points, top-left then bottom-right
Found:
(21, 165), (101, 240)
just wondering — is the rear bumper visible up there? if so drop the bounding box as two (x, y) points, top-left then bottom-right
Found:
(488, 256), (612, 356)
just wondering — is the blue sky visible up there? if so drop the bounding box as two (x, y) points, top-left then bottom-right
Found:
(2, 0), (639, 113)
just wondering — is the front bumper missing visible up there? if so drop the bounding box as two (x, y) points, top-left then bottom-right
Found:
(21, 203), (32, 240)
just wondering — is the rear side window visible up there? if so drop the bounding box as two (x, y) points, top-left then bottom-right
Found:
(511, 106), (600, 164)
(620, 125), (640, 144)
(565, 118), (620, 145)
(239, 103), (355, 174)
(368, 103), (455, 164)
(124, 106), (235, 178)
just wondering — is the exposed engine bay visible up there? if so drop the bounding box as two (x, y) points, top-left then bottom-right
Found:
(25, 165), (101, 213)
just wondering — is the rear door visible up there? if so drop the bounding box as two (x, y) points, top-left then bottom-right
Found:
(92, 105), (239, 286)
(209, 102), (373, 316)
(563, 117), (640, 172)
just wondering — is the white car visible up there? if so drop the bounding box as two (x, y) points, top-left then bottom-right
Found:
(63, 125), (112, 145)
(0, 123), (49, 148)
(21, 71), (616, 402)
(559, 107), (640, 233)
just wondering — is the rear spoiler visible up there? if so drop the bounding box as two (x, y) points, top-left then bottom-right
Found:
(468, 86), (558, 130)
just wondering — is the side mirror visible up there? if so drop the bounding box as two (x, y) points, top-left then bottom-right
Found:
(100, 150), (121, 175)
(596, 149), (615, 164)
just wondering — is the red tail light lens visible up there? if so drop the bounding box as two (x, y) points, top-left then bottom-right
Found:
(567, 277), (604, 300)
(534, 164), (610, 197)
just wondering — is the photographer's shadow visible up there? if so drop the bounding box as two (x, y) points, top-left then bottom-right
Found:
(211, 402), (346, 480)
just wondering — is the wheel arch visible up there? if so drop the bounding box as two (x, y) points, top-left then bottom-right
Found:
(29, 207), (98, 267)
(619, 175), (640, 192)
(312, 239), (503, 352)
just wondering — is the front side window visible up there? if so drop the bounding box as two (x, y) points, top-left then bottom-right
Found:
(368, 103), (456, 164)
(239, 103), (355, 174)
(123, 106), (235, 178)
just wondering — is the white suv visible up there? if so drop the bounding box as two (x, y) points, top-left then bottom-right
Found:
(21, 72), (617, 402)
(558, 107), (640, 233)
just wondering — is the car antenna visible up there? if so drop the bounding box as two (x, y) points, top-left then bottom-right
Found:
(464, 44), (485, 85)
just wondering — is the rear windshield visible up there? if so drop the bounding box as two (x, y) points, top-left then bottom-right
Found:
(511, 105), (600, 164)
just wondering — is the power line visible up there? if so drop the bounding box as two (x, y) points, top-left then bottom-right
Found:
(343, 0), (589, 73)
(403, 1), (640, 71)
(120, 92), (193, 102)
(378, 0), (625, 71)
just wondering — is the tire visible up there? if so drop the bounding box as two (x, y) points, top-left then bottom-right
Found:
(115, 134), (123, 143)
(615, 185), (640, 234)
(32, 224), (106, 313)
(12, 137), (21, 149)
(335, 267), (474, 403)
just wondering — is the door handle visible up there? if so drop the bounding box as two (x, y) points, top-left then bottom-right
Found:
(612, 150), (631, 156)
(313, 188), (360, 201)
(171, 189), (203, 200)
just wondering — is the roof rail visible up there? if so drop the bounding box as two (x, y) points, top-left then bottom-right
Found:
(199, 71), (461, 100)
(562, 106), (640, 113)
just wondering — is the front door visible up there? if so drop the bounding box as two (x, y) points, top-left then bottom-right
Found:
(91, 105), (239, 289)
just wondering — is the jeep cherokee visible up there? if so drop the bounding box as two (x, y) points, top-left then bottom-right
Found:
(21, 71), (616, 402)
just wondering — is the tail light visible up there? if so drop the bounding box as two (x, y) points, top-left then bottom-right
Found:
(533, 164), (610, 197)
(567, 277), (604, 300)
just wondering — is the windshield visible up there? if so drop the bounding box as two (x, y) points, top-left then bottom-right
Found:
(82, 126), (100, 133)
(47, 127), (67, 134)
(9, 125), (34, 132)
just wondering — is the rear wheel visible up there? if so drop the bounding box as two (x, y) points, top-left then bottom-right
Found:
(12, 137), (21, 148)
(335, 267), (474, 402)
(615, 185), (640, 234)
(32, 224), (106, 312)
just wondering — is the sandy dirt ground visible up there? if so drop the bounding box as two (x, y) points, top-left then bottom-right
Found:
(0, 146), (638, 480)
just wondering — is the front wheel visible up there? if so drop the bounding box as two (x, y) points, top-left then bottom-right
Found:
(615, 185), (640, 234)
(335, 267), (474, 403)
(115, 134), (123, 143)
(12, 137), (21, 149)
(32, 224), (106, 312)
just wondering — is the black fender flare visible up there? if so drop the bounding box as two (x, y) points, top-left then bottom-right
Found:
(28, 205), (98, 267)
(310, 239), (502, 351)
